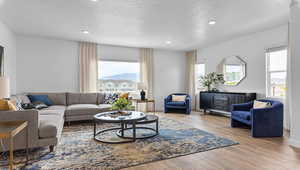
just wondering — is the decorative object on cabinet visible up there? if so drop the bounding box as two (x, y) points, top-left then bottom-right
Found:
(199, 72), (225, 91)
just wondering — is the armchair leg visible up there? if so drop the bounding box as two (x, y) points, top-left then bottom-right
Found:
(49, 145), (54, 152)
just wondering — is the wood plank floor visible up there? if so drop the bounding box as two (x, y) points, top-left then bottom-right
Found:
(125, 111), (300, 170)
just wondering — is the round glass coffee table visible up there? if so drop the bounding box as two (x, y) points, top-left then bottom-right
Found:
(93, 111), (146, 144)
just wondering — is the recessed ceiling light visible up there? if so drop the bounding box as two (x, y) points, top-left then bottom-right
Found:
(81, 30), (89, 34)
(90, 0), (98, 2)
(208, 20), (216, 25)
(166, 41), (172, 44)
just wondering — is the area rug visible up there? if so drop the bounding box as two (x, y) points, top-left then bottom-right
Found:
(2, 117), (238, 170)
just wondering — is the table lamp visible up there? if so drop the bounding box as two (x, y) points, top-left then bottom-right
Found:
(138, 82), (147, 100)
(0, 77), (10, 99)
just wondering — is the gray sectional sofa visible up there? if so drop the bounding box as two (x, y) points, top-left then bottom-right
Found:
(0, 92), (111, 152)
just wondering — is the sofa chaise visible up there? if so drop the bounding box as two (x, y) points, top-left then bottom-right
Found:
(0, 92), (112, 153)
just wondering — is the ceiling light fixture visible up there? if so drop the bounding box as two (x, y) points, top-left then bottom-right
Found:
(81, 30), (89, 34)
(90, 0), (98, 2)
(208, 20), (216, 25)
(166, 41), (172, 44)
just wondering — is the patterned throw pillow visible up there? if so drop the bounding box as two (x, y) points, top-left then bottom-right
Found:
(104, 93), (119, 104)
(9, 95), (23, 110)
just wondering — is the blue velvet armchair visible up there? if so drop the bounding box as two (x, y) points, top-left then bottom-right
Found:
(231, 99), (283, 137)
(164, 93), (191, 114)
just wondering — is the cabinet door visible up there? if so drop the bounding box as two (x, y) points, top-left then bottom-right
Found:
(200, 93), (213, 109)
(213, 94), (229, 111)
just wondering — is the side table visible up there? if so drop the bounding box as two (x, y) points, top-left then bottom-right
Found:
(0, 121), (29, 170)
(131, 99), (156, 114)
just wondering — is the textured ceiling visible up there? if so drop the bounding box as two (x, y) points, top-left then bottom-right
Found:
(0, 0), (290, 50)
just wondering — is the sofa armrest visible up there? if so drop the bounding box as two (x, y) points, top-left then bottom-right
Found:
(185, 97), (191, 106)
(231, 102), (253, 111)
(251, 105), (283, 122)
(0, 110), (39, 150)
(251, 105), (283, 137)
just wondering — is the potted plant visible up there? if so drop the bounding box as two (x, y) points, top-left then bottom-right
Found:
(111, 98), (134, 114)
(200, 72), (225, 91)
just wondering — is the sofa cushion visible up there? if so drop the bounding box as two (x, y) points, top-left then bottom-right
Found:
(38, 107), (65, 117)
(67, 104), (99, 110)
(167, 101), (186, 106)
(67, 93), (98, 105)
(65, 104), (102, 116)
(231, 111), (251, 120)
(97, 93), (106, 104)
(98, 104), (112, 111)
(39, 115), (61, 138)
(27, 93), (67, 105)
(44, 105), (67, 111)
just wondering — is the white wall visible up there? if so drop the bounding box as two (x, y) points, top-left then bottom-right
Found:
(0, 20), (17, 94)
(16, 36), (79, 93)
(153, 50), (187, 111)
(198, 25), (288, 98)
(99, 45), (139, 62)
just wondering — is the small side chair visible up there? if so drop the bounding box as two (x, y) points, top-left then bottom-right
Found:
(164, 93), (191, 114)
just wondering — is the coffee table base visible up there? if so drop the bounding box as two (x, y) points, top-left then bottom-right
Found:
(116, 127), (158, 139)
(94, 121), (137, 144)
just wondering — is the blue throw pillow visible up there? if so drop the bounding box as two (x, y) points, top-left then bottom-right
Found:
(27, 95), (53, 106)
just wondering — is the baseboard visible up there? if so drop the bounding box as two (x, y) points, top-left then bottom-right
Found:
(288, 137), (300, 148)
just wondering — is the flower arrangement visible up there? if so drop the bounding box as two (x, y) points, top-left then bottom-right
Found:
(111, 98), (134, 114)
(200, 72), (225, 91)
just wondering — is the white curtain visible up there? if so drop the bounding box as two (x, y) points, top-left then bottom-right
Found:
(186, 50), (197, 110)
(285, 23), (292, 130)
(140, 48), (154, 99)
(79, 42), (98, 93)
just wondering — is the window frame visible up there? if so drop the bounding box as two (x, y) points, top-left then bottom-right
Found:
(98, 59), (140, 92)
(265, 46), (287, 99)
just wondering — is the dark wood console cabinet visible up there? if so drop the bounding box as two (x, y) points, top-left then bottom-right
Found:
(199, 91), (256, 115)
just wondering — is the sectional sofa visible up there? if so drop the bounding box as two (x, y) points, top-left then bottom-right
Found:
(0, 92), (111, 152)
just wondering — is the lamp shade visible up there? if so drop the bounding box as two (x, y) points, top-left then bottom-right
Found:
(0, 77), (10, 99)
(137, 82), (147, 90)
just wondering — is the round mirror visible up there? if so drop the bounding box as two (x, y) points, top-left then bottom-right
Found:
(219, 56), (246, 86)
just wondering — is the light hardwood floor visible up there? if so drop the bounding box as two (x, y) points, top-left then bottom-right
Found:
(125, 111), (300, 170)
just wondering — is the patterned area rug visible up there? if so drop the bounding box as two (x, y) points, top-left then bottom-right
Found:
(1, 117), (238, 170)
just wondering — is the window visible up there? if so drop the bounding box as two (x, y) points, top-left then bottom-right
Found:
(266, 47), (287, 98)
(98, 61), (140, 92)
(195, 63), (206, 91)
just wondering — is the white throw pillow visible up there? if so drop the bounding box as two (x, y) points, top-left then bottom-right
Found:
(172, 95), (186, 102)
(253, 100), (272, 109)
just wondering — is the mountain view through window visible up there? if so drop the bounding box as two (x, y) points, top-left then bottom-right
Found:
(98, 61), (140, 92)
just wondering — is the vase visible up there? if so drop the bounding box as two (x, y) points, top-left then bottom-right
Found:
(118, 109), (127, 114)
(207, 84), (211, 91)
